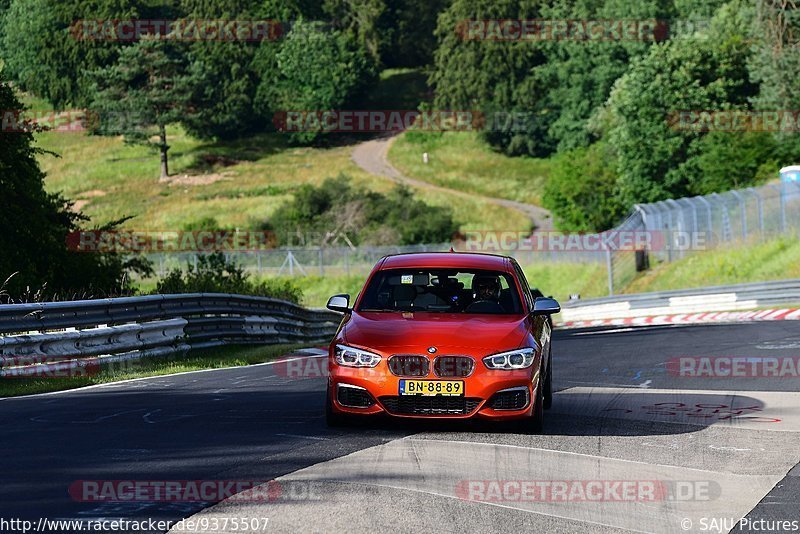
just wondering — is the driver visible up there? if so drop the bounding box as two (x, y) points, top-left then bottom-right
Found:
(472, 274), (501, 302)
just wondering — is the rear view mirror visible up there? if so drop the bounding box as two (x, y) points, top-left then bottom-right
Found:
(326, 294), (351, 313)
(532, 297), (560, 315)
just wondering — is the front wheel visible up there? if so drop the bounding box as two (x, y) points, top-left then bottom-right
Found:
(543, 347), (553, 410)
(529, 376), (544, 433)
(513, 378), (544, 434)
(325, 385), (349, 427)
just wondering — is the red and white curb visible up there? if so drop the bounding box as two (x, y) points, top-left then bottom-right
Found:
(558, 308), (800, 329)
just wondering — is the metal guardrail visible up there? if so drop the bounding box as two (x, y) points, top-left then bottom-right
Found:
(0, 293), (341, 377)
(559, 279), (800, 322)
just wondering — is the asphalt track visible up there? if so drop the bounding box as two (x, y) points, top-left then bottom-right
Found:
(2, 321), (800, 533)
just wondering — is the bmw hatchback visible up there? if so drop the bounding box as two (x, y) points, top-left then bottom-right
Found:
(324, 252), (560, 433)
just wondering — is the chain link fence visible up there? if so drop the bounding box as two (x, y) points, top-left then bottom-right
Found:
(146, 243), (608, 280)
(604, 181), (800, 293)
(139, 181), (800, 296)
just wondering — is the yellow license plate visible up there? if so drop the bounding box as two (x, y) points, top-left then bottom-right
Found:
(399, 379), (464, 396)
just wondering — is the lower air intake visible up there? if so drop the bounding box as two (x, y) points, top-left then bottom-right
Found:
(488, 388), (530, 411)
(337, 385), (375, 408)
(379, 396), (481, 415)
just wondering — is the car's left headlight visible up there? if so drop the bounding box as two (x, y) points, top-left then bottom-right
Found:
(483, 348), (536, 370)
(334, 344), (382, 368)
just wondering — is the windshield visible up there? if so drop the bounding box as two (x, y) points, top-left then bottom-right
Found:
(358, 269), (523, 314)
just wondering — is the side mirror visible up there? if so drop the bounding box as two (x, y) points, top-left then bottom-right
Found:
(532, 297), (560, 315)
(326, 294), (351, 313)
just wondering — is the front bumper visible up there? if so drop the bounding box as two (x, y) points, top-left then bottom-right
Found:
(328, 364), (539, 420)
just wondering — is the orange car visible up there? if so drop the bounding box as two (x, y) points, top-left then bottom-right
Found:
(324, 252), (560, 433)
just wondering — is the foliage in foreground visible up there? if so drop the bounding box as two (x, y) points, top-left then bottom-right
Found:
(155, 252), (304, 303)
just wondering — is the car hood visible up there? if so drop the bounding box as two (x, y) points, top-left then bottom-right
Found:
(342, 311), (529, 353)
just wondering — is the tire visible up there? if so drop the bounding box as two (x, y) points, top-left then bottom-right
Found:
(528, 376), (545, 434)
(513, 377), (544, 434)
(325, 385), (349, 428)
(543, 346), (553, 410)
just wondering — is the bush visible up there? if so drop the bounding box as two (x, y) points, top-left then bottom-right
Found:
(265, 174), (458, 246)
(542, 142), (625, 232)
(155, 253), (303, 303)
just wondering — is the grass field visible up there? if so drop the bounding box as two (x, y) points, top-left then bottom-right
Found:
(31, 117), (531, 235)
(623, 235), (800, 294)
(23, 70), (530, 235)
(389, 131), (551, 207)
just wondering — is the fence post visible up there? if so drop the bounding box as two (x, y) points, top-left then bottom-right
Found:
(748, 188), (764, 238)
(730, 190), (747, 240)
(665, 206), (674, 263)
(606, 248), (614, 296)
(666, 199), (684, 259)
(318, 248), (324, 277)
(780, 181), (787, 233)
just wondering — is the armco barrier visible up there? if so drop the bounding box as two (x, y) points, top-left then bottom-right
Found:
(0, 293), (341, 377)
(559, 279), (800, 325)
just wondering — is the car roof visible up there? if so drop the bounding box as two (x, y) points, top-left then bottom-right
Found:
(378, 252), (514, 272)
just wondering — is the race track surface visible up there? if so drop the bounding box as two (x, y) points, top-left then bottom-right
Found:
(2, 322), (799, 533)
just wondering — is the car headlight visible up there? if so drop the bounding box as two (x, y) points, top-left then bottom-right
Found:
(334, 344), (382, 368)
(483, 348), (536, 370)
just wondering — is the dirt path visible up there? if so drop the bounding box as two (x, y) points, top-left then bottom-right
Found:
(351, 133), (552, 230)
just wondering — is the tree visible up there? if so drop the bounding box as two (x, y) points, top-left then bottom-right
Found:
(255, 19), (376, 143)
(531, 0), (673, 153)
(0, 74), (145, 298)
(89, 38), (201, 180)
(323, 0), (385, 63)
(377, 0), (451, 68)
(431, 0), (550, 156)
(1, 0), (141, 107)
(596, 1), (758, 205)
(177, 0), (269, 140)
(749, 0), (800, 110)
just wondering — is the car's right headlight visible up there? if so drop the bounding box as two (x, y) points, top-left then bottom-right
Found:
(334, 344), (382, 368)
(482, 348), (536, 370)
